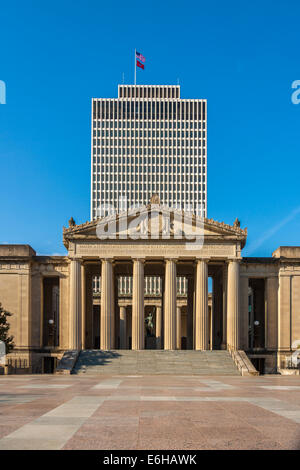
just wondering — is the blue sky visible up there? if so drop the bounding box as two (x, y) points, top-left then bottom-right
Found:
(0, 0), (300, 256)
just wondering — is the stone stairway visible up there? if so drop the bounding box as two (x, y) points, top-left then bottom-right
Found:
(72, 350), (240, 376)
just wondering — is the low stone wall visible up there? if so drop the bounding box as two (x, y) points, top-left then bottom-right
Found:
(4, 351), (65, 374)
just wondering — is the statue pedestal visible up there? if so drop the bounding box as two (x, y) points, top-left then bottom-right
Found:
(145, 337), (156, 350)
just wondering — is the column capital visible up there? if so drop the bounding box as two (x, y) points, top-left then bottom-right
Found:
(164, 257), (178, 263)
(132, 257), (145, 263)
(80, 259), (89, 267)
(226, 258), (241, 264)
(195, 257), (210, 263)
(69, 257), (83, 264)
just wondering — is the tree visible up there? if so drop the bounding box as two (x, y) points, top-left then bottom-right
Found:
(0, 303), (14, 353)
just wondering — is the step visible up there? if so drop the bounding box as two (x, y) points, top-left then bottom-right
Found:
(72, 350), (241, 376)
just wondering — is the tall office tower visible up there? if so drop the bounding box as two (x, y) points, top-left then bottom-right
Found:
(91, 85), (206, 220)
(91, 85), (207, 294)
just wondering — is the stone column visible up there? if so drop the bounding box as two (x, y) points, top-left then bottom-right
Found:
(164, 259), (177, 350)
(221, 264), (227, 349)
(176, 306), (181, 350)
(119, 306), (127, 349)
(114, 275), (119, 348)
(85, 270), (94, 349)
(132, 259), (145, 350)
(187, 275), (194, 349)
(81, 263), (86, 349)
(156, 306), (162, 349)
(100, 259), (115, 350)
(69, 259), (82, 350)
(195, 259), (209, 350)
(227, 260), (240, 350)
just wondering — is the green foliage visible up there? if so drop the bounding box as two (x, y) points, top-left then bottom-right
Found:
(0, 303), (14, 353)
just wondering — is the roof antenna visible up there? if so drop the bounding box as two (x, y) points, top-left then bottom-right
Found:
(177, 77), (180, 85)
(122, 72), (125, 84)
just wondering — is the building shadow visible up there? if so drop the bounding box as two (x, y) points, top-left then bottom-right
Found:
(73, 349), (122, 372)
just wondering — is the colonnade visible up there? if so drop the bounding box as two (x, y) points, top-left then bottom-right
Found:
(69, 258), (240, 351)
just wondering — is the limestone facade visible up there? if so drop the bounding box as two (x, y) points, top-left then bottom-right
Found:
(0, 207), (299, 374)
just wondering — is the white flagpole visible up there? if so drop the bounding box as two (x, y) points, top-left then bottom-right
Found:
(134, 48), (136, 85)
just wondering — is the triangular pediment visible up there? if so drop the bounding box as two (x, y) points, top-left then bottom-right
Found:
(63, 205), (247, 249)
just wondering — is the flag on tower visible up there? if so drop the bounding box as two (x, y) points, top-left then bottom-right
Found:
(134, 49), (145, 84)
(136, 51), (145, 63)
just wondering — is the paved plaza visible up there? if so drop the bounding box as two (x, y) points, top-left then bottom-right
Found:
(1, 374), (300, 449)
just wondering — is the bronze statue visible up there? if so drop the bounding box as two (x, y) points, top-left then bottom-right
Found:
(233, 218), (240, 228)
(68, 217), (76, 227)
(145, 312), (155, 337)
(150, 194), (160, 205)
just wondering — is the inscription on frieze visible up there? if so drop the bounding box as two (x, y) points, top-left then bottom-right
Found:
(76, 242), (235, 258)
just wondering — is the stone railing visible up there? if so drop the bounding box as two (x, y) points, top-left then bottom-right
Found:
(229, 349), (259, 376)
(55, 350), (80, 375)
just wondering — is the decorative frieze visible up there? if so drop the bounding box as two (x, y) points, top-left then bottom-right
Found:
(0, 263), (30, 271)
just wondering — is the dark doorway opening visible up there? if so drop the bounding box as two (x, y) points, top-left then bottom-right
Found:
(251, 357), (265, 375)
(93, 305), (100, 348)
(43, 277), (59, 347)
(43, 356), (56, 373)
(248, 279), (265, 349)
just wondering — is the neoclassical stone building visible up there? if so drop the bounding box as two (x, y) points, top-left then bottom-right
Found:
(0, 203), (299, 374)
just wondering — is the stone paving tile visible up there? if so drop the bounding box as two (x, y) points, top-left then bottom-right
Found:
(0, 437), (66, 450)
(93, 403), (141, 418)
(63, 435), (139, 450)
(0, 394), (42, 404)
(0, 405), (53, 418)
(92, 378), (123, 389)
(218, 401), (278, 418)
(139, 423), (205, 444)
(251, 423), (300, 444)
(74, 423), (139, 437)
(17, 384), (72, 389)
(137, 425), (211, 451)
(261, 385), (300, 390)
(137, 438), (209, 450)
(206, 437), (285, 450)
(0, 422), (30, 439)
